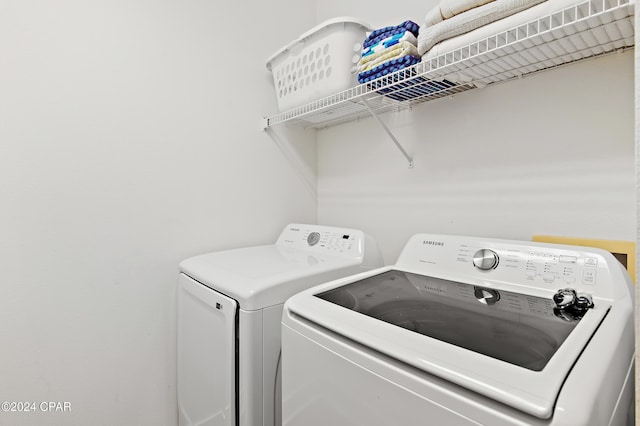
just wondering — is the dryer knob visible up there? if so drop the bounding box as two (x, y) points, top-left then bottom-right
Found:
(307, 232), (321, 246)
(473, 249), (499, 270)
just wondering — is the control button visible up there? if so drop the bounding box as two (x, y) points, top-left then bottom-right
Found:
(585, 257), (598, 267)
(583, 270), (597, 285)
(543, 274), (556, 282)
(526, 270), (536, 277)
(564, 277), (576, 284)
(307, 232), (321, 246)
(575, 293), (594, 311)
(553, 288), (577, 309)
(559, 255), (577, 263)
(473, 249), (499, 270)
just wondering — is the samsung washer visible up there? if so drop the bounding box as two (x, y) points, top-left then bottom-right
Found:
(177, 223), (381, 426)
(282, 234), (634, 426)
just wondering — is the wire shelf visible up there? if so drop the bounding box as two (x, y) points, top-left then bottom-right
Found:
(264, 0), (634, 129)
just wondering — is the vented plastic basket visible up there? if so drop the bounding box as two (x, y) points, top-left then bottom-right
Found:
(266, 17), (371, 112)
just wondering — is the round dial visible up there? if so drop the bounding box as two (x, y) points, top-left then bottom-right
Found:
(307, 232), (321, 246)
(472, 249), (499, 270)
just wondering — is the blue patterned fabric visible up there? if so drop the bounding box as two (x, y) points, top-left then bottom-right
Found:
(357, 55), (421, 83)
(357, 20), (444, 101)
(361, 31), (417, 58)
(363, 20), (420, 48)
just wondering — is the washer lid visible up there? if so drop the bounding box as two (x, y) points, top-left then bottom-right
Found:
(286, 267), (610, 419)
(179, 245), (360, 311)
(317, 270), (582, 372)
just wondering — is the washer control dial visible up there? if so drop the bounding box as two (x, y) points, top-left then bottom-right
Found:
(307, 232), (321, 246)
(473, 249), (499, 270)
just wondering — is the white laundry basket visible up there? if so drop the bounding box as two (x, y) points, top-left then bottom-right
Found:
(266, 17), (371, 112)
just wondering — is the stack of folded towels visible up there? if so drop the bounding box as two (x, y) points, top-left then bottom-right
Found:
(417, 0), (547, 56)
(356, 20), (421, 84)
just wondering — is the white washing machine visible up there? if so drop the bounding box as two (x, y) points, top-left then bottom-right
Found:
(282, 234), (634, 426)
(177, 223), (381, 426)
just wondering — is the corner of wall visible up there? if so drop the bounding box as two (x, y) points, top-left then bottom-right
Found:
(634, 7), (639, 425)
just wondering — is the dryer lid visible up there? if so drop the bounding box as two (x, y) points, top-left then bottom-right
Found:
(179, 245), (360, 310)
(288, 267), (610, 419)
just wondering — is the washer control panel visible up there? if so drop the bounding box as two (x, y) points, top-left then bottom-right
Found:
(464, 244), (605, 289)
(460, 245), (603, 289)
(277, 224), (363, 259)
(397, 234), (623, 298)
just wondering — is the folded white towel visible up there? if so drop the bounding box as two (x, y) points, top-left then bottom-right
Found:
(357, 41), (420, 73)
(418, 0), (548, 55)
(441, 0), (497, 19)
(423, 0), (582, 59)
(424, 0), (497, 28)
(424, 6), (445, 27)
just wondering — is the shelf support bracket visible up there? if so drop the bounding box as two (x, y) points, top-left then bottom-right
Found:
(361, 98), (414, 168)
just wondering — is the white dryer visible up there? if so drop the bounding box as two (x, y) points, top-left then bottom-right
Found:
(282, 234), (634, 426)
(177, 223), (381, 426)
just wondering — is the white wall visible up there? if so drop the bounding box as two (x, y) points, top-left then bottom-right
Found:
(0, 1), (316, 425)
(316, 3), (635, 264)
(317, 0), (429, 30)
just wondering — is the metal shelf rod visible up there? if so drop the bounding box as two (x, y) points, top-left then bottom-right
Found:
(361, 98), (414, 168)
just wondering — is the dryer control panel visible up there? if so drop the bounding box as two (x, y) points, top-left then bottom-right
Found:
(276, 224), (364, 259)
